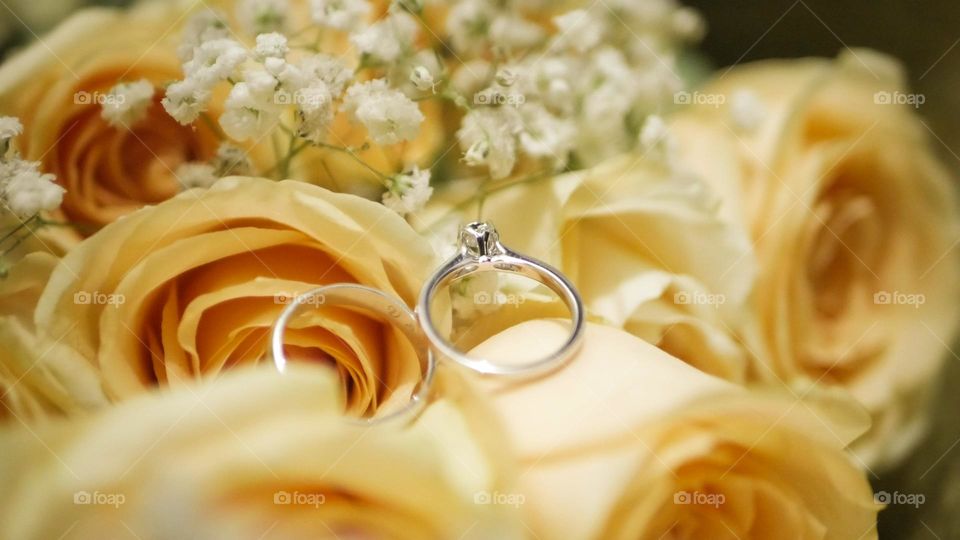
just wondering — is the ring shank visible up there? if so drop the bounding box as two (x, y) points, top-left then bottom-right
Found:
(417, 249), (585, 377)
(271, 284), (435, 423)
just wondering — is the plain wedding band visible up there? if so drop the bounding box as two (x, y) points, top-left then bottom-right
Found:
(271, 283), (436, 424)
(417, 221), (586, 377)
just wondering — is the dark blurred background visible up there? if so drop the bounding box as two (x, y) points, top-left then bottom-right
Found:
(686, 2), (960, 538)
(1, 1), (958, 538)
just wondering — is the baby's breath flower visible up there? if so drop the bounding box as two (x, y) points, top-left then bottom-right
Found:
(457, 107), (521, 179)
(291, 55), (353, 96)
(213, 143), (253, 176)
(410, 65), (435, 92)
(101, 80), (155, 128)
(343, 79), (423, 146)
(175, 162), (218, 190)
(639, 114), (677, 166)
(237, 0), (289, 34)
(0, 159), (64, 218)
(219, 79), (282, 141)
(730, 89), (766, 133)
(178, 10), (230, 62)
(671, 7), (706, 42)
(382, 166), (432, 215)
(161, 79), (211, 125)
(350, 10), (418, 63)
(183, 38), (248, 87)
(489, 13), (544, 51)
(311, 0), (370, 31)
(518, 104), (575, 169)
(162, 79), (211, 125)
(552, 9), (604, 53)
(295, 85), (335, 143)
(0, 117), (23, 142)
(445, 0), (495, 54)
(254, 32), (288, 60)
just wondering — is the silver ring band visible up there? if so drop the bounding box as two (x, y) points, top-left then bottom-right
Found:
(271, 284), (435, 424)
(417, 222), (585, 377)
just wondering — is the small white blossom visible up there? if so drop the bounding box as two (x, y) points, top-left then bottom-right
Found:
(183, 38), (248, 87)
(219, 80), (282, 141)
(382, 166), (432, 215)
(350, 10), (418, 63)
(445, 0), (495, 54)
(343, 79), (424, 146)
(162, 79), (211, 125)
(730, 89), (766, 133)
(295, 85), (335, 143)
(639, 114), (677, 165)
(671, 7), (706, 42)
(288, 55), (353, 96)
(254, 32), (288, 60)
(410, 66), (435, 92)
(457, 107), (521, 179)
(101, 79), (155, 128)
(213, 143), (253, 176)
(0, 117), (23, 142)
(489, 13), (544, 51)
(175, 162), (219, 190)
(178, 10), (230, 62)
(0, 160), (64, 218)
(553, 9), (605, 52)
(519, 105), (575, 169)
(237, 0), (289, 34)
(311, 0), (370, 31)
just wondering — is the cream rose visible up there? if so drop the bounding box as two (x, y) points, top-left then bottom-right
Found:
(0, 364), (523, 539)
(671, 49), (960, 467)
(472, 320), (879, 539)
(0, 252), (104, 419)
(419, 154), (756, 382)
(35, 178), (437, 419)
(0, 2), (227, 236)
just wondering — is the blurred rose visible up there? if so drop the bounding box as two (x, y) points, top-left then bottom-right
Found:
(420, 154), (756, 382)
(0, 2), (224, 237)
(672, 49), (960, 467)
(0, 253), (105, 419)
(473, 320), (879, 539)
(35, 178), (437, 419)
(0, 365), (523, 539)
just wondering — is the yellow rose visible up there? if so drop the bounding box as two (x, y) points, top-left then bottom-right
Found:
(671, 49), (960, 467)
(419, 154), (756, 382)
(0, 364), (523, 539)
(473, 320), (879, 539)
(34, 178), (437, 419)
(0, 2), (224, 235)
(0, 253), (105, 419)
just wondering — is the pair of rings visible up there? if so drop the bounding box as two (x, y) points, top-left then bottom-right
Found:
(270, 221), (586, 422)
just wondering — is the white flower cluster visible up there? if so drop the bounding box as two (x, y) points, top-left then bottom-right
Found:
(175, 143), (254, 191)
(451, 0), (702, 178)
(0, 117), (64, 219)
(101, 79), (155, 128)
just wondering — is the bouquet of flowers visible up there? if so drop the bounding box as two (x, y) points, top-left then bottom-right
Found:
(0, 0), (956, 538)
